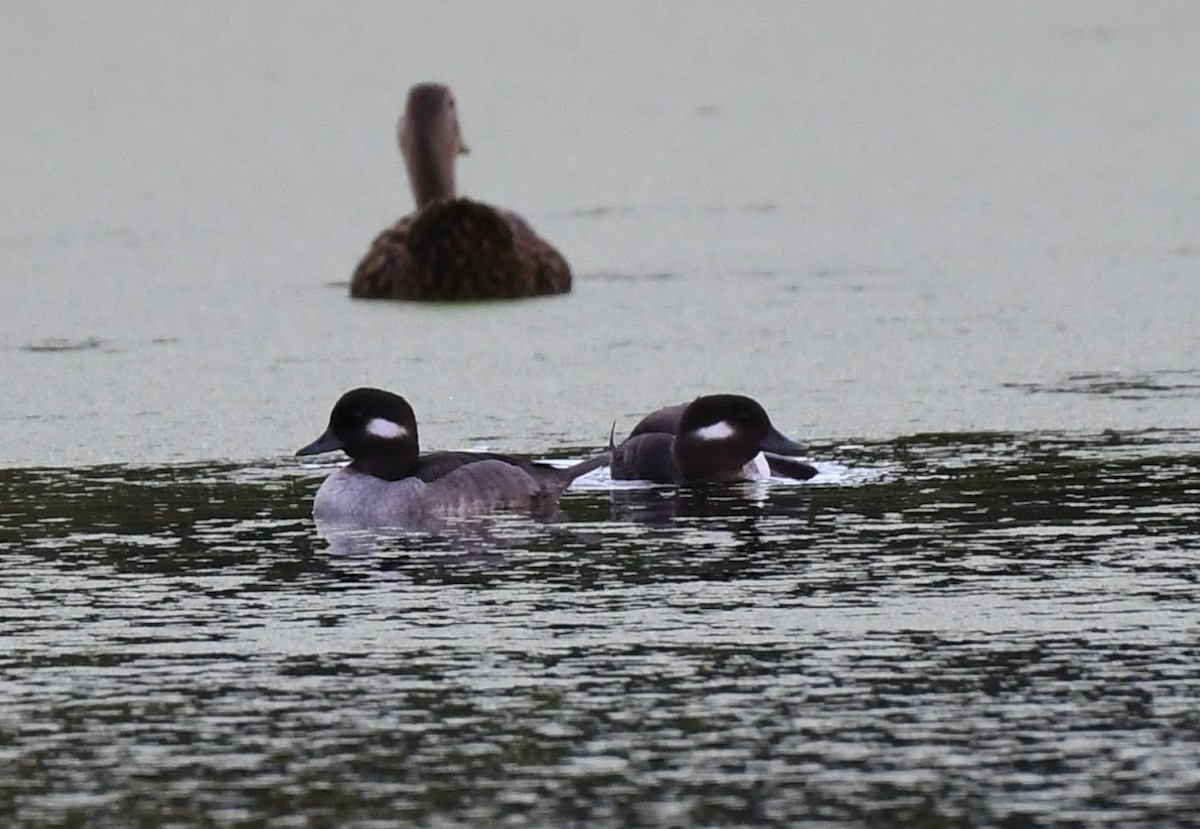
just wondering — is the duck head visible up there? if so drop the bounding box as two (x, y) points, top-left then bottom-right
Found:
(671, 394), (807, 484)
(398, 82), (469, 208)
(297, 387), (420, 481)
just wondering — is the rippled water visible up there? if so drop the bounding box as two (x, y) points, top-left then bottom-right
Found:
(4, 430), (1198, 827)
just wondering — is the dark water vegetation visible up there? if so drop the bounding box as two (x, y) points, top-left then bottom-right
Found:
(3, 430), (1198, 827)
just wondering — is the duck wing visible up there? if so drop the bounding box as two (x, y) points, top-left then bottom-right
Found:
(627, 402), (688, 438)
(501, 209), (572, 296)
(350, 214), (417, 299)
(415, 450), (607, 518)
(413, 450), (523, 483)
(610, 432), (677, 483)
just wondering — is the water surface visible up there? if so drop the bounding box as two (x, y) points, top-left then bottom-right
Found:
(4, 431), (1199, 826)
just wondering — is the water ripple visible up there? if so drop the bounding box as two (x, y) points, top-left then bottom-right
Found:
(2, 430), (1199, 826)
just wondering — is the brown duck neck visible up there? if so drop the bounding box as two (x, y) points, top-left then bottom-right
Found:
(404, 135), (456, 209)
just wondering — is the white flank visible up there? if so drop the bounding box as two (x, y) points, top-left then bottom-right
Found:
(693, 420), (735, 441)
(745, 452), (771, 479)
(366, 418), (407, 439)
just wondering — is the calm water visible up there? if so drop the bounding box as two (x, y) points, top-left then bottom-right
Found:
(3, 2), (1200, 827)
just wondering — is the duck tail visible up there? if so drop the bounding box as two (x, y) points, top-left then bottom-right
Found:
(560, 450), (611, 485)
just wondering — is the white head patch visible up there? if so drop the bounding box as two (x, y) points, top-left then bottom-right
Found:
(693, 420), (735, 441)
(365, 417), (407, 440)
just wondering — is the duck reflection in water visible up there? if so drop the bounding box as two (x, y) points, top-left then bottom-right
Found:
(606, 479), (813, 526)
(311, 512), (597, 558)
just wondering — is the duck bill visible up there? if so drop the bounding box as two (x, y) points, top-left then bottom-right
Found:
(759, 427), (807, 456)
(296, 428), (343, 457)
(764, 454), (819, 481)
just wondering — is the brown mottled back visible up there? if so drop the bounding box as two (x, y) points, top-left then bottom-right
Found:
(349, 198), (571, 300)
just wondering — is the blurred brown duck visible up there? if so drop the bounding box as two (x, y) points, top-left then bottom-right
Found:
(350, 83), (572, 300)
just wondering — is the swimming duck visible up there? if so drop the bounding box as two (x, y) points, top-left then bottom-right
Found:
(609, 394), (817, 484)
(349, 83), (572, 300)
(296, 387), (605, 524)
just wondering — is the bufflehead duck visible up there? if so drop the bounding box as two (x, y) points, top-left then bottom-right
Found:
(609, 394), (817, 484)
(297, 388), (605, 524)
(349, 83), (572, 300)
